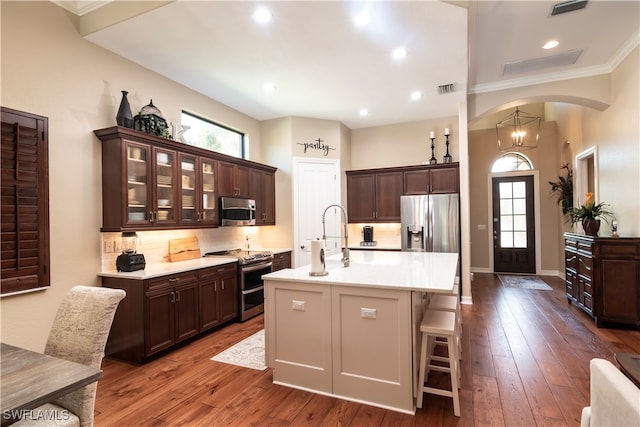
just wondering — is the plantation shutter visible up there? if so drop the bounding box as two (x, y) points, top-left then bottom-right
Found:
(1, 107), (50, 295)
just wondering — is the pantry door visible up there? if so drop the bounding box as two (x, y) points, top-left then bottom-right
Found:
(294, 158), (340, 268)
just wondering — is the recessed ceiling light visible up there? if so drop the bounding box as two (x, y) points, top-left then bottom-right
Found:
(263, 82), (277, 92)
(543, 40), (560, 49)
(253, 7), (272, 24)
(392, 47), (407, 60)
(411, 91), (423, 100)
(359, 109), (369, 117)
(354, 11), (370, 27)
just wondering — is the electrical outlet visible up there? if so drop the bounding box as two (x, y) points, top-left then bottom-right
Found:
(114, 240), (121, 253)
(104, 240), (114, 253)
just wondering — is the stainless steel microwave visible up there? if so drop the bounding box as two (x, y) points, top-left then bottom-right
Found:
(219, 197), (256, 226)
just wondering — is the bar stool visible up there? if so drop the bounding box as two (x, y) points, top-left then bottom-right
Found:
(416, 309), (460, 416)
(429, 293), (462, 364)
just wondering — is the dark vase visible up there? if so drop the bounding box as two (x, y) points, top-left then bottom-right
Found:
(116, 90), (133, 128)
(582, 219), (600, 236)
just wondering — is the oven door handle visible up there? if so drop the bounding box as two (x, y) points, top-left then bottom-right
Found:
(242, 260), (273, 273)
(242, 285), (264, 295)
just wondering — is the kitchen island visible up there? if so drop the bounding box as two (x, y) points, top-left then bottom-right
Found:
(262, 250), (459, 414)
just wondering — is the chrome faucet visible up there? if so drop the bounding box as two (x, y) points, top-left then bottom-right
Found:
(321, 204), (350, 267)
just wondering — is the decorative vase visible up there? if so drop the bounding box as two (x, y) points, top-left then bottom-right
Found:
(116, 90), (133, 128)
(582, 219), (600, 236)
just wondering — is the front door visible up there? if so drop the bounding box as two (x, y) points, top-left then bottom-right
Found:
(492, 175), (535, 274)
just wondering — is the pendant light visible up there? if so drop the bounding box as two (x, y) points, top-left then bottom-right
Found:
(495, 107), (541, 152)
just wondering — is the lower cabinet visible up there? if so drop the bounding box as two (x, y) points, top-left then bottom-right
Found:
(146, 272), (200, 355)
(272, 251), (291, 271)
(265, 280), (414, 412)
(199, 264), (238, 331)
(103, 262), (238, 364)
(565, 233), (640, 327)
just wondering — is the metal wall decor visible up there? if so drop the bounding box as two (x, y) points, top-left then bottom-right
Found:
(133, 99), (171, 139)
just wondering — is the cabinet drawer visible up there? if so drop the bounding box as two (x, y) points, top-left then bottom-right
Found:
(200, 263), (237, 280)
(599, 243), (640, 257)
(578, 241), (594, 253)
(148, 271), (198, 291)
(564, 239), (578, 251)
(565, 250), (577, 271)
(578, 255), (593, 277)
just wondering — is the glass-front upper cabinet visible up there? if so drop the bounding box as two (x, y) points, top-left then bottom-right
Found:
(200, 159), (217, 225)
(180, 154), (198, 224)
(126, 142), (150, 225)
(154, 148), (177, 225)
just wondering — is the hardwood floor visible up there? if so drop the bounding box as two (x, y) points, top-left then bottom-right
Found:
(94, 273), (640, 426)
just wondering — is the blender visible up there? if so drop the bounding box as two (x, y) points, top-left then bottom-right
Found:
(116, 231), (146, 272)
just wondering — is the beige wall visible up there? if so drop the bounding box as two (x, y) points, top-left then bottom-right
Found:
(350, 116), (459, 169)
(468, 122), (561, 274)
(2, 1), (638, 350)
(0, 1), (264, 349)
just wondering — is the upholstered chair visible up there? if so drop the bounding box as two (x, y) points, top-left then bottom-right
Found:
(581, 358), (640, 427)
(14, 286), (126, 427)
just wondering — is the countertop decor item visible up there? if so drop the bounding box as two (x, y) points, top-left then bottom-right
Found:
(569, 192), (613, 236)
(116, 90), (133, 128)
(548, 163), (573, 215)
(443, 129), (452, 163)
(133, 99), (171, 139)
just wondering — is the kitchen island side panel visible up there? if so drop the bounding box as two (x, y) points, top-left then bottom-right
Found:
(265, 282), (333, 393)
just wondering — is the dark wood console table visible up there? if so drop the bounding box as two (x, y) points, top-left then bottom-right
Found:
(564, 233), (640, 328)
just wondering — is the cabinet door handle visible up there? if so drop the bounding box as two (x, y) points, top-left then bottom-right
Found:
(149, 211), (154, 223)
(171, 291), (176, 303)
(221, 280), (225, 290)
(214, 282), (217, 292)
(176, 290), (181, 302)
(169, 278), (179, 283)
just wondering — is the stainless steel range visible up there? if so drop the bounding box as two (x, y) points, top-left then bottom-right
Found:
(204, 248), (273, 321)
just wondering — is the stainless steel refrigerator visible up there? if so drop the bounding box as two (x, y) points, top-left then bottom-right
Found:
(401, 194), (459, 253)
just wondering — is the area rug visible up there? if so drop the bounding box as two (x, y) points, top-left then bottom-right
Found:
(498, 274), (552, 290)
(211, 329), (266, 370)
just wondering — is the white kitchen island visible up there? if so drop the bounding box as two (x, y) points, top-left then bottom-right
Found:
(262, 250), (459, 414)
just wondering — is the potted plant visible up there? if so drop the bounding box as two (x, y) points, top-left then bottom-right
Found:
(549, 164), (573, 216)
(569, 192), (613, 236)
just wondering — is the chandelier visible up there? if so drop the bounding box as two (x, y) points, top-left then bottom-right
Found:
(495, 107), (541, 152)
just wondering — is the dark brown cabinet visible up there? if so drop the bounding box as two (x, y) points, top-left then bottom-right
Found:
(95, 126), (276, 231)
(272, 251), (292, 271)
(102, 263), (239, 364)
(403, 164), (459, 194)
(346, 163), (459, 223)
(218, 160), (251, 198)
(565, 233), (640, 328)
(199, 263), (238, 331)
(250, 168), (276, 225)
(145, 272), (199, 355)
(346, 170), (403, 222)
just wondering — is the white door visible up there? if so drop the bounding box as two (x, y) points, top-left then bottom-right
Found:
(294, 158), (340, 268)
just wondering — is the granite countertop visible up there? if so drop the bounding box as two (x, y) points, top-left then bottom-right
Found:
(263, 250), (458, 293)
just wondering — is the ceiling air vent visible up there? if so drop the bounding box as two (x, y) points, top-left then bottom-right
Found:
(503, 49), (583, 76)
(551, 0), (589, 16)
(437, 83), (455, 94)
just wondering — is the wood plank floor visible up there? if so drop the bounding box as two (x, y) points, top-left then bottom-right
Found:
(94, 273), (640, 426)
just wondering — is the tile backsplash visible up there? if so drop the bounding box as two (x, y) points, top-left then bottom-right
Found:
(100, 227), (263, 272)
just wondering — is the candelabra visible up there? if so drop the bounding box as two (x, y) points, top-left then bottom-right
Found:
(443, 130), (452, 163)
(429, 137), (437, 164)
